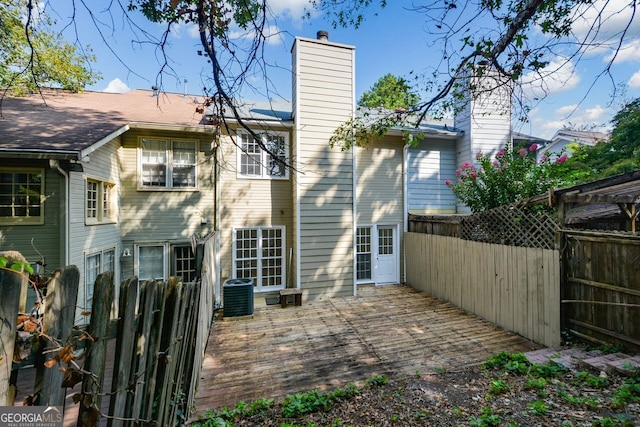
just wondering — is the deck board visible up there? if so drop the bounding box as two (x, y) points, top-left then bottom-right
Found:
(192, 284), (540, 415)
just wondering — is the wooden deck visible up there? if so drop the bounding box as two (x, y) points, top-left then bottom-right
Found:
(193, 284), (541, 414)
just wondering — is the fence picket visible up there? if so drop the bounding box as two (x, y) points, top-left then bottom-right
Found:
(108, 277), (138, 427)
(78, 271), (115, 425)
(0, 263), (26, 405)
(37, 266), (80, 407)
(406, 232), (561, 347)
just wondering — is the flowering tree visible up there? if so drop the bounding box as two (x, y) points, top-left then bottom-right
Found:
(446, 145), (566, 213)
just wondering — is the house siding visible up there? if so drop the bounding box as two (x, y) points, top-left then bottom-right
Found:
(68, 139), (122, 322)
(356, 137), (405, 283)
(118, 129), (216, 279)
(407, 139), (458, 214)
(454, 70), (511, 167)
(216, 128), (294, 288)
(0, 160), (62, 270)
(293, 37), (355, 300)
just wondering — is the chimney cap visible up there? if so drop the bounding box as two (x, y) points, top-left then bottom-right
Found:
(316, 30), (329, 41)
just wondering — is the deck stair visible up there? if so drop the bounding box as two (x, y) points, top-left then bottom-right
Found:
(524, 347), (640, 376)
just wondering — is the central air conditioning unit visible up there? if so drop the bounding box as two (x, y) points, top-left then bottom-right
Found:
(223, 278), (254, 317)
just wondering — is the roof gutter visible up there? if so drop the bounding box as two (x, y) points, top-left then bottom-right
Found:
(222, 118), (295, 128)
(0, 148), (80, 160)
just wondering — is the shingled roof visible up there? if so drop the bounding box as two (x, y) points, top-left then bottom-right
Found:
(0, 89), (213, 157)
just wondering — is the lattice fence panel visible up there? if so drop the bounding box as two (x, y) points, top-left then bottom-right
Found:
(460, 204), (560, 249)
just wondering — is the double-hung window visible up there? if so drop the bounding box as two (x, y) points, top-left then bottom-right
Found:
(86, 179), (116, 224)
(140, 138), (197, 189)
(137, 245), (166, 282)
(238, 132), (288, 179)
(0, 168), (44, 224)
(85, 248), (116, 314)
(356, 227), (373, 281)
(233, 227), (285, 290)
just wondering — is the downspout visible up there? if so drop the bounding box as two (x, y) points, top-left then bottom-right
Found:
(294, 40), (302, 292)
(351, 47), (357, 297)
(402, 140), (409, 284)
(49, 160), (70, 266)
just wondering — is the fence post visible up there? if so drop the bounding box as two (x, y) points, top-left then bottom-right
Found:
(78, 271), (114, 426)
(36, 266), (80, 406)
(0, 260), (27, 405)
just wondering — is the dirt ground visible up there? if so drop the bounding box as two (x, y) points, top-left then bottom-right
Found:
(192, 354), (640, 426)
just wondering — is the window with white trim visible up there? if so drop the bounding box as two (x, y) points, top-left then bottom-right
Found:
(86, 179), (116, 224)
(0, 168), (44, 224)
(85, 248), (115, 314)
(237, 132), (288, 179)
(137, 245), (166, 281)
(356, 227), (372, 281)
(140, 138), (197, 189)
(233, 227), (285, 290)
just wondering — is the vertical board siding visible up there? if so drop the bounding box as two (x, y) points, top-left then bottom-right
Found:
(405, 232), (561, 347)
(294, 38), (355, 299)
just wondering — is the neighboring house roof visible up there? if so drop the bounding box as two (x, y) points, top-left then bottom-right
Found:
(356, 107), (461, 139)
(512, 132), (550, 147)
(538, 129), (610, 158)
(0, 89), (213, 159)
(217, 99), (293, 122)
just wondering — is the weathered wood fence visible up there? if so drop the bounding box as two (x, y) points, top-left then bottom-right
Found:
(563, 230), (640, 353)
(1, 262), (214, 426)
(405, 232), (562, 347)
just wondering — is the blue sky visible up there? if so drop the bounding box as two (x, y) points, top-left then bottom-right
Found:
(48, 0), (640, 139)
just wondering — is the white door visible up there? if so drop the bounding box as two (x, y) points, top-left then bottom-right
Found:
(375, 226), (397, 284)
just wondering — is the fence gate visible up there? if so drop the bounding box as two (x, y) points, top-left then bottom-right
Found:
(562, 230), (640, 353)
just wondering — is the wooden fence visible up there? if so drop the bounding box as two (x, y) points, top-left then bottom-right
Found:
(405, 232), (561, 347)
(562, 230), (640, 353)
(1, 262), (214, 426)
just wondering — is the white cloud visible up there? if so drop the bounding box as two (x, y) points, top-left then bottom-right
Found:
(103, 78), (131, 93)
(521, 57), (581, 100)
(606, 40), (640, 63)
(230, 24), (285, 46)
(572, 0), (640, 41)
(528, 103), (610, 139)
(583, 105), (607, 121)
(268, 0), (316, 21)
(628, 70), (640, 88)
(556, 104), (578, 115)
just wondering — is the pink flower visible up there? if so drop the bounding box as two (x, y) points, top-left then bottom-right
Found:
(455, 169), (461, 177)
(445, 179), (452, 186)
(518, 148), (527, 157)
(540, 154), (548, 162)
(469, 172), (478, 179)
(529, 143), (538, 152)
(492, 160), (500, 168)
(475, 152), (483, 160)
(496, 149), (505, 158)
(556, 154), (568, 164)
